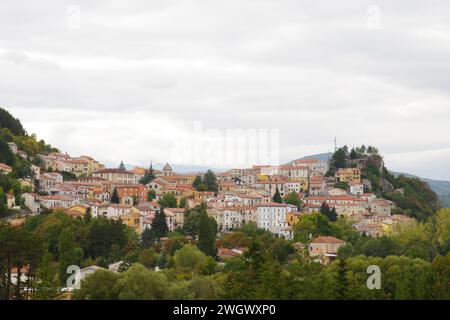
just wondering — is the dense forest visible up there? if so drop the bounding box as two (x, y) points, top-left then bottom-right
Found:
(1, 207), (448, 300)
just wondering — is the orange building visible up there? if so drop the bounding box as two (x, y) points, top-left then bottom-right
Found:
(115, 184), (146, 201)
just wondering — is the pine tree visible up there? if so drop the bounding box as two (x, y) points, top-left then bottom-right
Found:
(141, 228), (157, 249)
(111, 188), (120, 204)
(329, 207), (338, 222)
(335, 259), (349, 299)
(273, 187), (282, 203)
(192, 175), (203, 190)
(198, 207), (217, 257)
(152, 209), (168, 239)
(84, 207), (92, 223)
(58, 228), (76, 284)
(320, 202), (337, 222)
(203, 170), (218, 193)
(34, 252), (61, 300)
(140, 162), (156, 184)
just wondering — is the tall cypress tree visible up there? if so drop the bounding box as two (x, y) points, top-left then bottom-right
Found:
(152, 209), (168, 240)
(111, 188), (120, 204)
(58, 228), (76, 284)
(273, 187), (282, 203)
(84, 207), (92, 223)
(335, 259), (349, 299)
(198, 206), (217, 257)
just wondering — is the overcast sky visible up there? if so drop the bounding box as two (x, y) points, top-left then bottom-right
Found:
(1, 1), (449, 179)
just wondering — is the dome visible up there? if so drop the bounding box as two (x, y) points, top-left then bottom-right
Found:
(163, 163), (172, 171)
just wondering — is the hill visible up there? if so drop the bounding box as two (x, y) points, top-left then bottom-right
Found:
(300, 152), (449, 209)
(391, 171), (450, 208)
(325, 145), (440, 221)
(0, 107), (58, 217)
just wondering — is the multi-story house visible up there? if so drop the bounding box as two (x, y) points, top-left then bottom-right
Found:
(92, 168), (139, 184)
(278, 165), (309, 179)
(291, 158), (329, 175)
(164, 208), (186, 229)
(256, 202), (297, 239)
(336, 168), (361, 184)
(115, 184), (146, 202)
(39, 172), (63, 193)
(309, 236), (346, 264)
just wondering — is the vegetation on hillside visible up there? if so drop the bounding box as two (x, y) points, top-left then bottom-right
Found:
(327, 145), (440, 221)
(0, 107), (60, 217)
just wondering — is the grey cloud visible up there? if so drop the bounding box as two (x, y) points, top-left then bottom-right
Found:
(0, 0), (449, 179)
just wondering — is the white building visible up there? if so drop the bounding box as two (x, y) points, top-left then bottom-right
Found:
(256, 202), (297, 239)
(22, 193), (41, 214)
(349, 183), (364, 196)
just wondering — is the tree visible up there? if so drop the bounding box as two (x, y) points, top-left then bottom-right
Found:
(34, 252), (61, 300)
(85, 217), (128, 259)
(60, 171), (77, 182)
(334, 181), (349, 190)
(197, 208), (217, 257)
(152, 209), (168, 239)
(0, 138), (16, 168)
(140, 162), (156, 185)
(272, 187), (282, 203)
(114, 264), (168, 300)
(173, 244), (206, 270)
(118, 161), (126, 170)
(203, 170), (218, 193)
(58, 228), (76, 284)
(158, 193), (177, 208)
(196, 183), (208, 192)
(0, 223), (43, 299)
(192, 175), (202, 190)
(267, 238), (294, 264)
(327, 146), (349, 176)
(138, 249), (157, 268)
(359, 236), (401, 258)
(284, 192), (302, 209)
(72, 270), (120, 300)
(320, 203), (337, 222)
(111, 188), (120, 204)
(164, 235), (187, 256)
(334, 259), (349, 299)
(179, 197), (188, 209)
(146, 189), (156, 201)
(293, 213), (333, 243)
(0, 107), (26, 135)
(141, 228), (157, 249)
(183, 206), (202, 237)
(84, 207), (92, 224)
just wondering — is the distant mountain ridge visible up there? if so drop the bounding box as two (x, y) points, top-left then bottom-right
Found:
(391, 171), (450, 208)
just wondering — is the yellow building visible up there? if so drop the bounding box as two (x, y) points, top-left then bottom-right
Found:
(286, 212), (301, 226)
(336, 168), (361, 184)
(119, 207), (142, 235)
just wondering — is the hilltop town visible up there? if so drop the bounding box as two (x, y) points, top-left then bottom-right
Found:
(4, 142), (414, 254)
(0, 108), (448, 300)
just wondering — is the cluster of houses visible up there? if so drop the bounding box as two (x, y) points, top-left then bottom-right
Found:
(17, 156), (413, 252)
(38, 152), (104, 177)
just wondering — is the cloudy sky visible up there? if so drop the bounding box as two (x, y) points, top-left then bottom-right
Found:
(1, 1), (449, 179)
